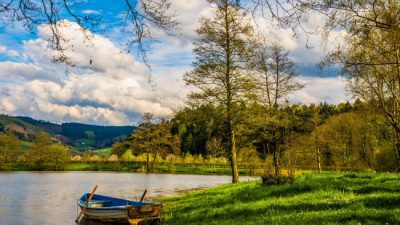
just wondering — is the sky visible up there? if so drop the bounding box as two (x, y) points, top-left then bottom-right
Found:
(0, 0), (351, 126)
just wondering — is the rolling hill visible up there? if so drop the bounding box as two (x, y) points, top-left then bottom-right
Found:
(0, 114), (135, 151)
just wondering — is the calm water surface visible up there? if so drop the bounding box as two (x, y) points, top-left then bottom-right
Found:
(0, 172), (256, 225)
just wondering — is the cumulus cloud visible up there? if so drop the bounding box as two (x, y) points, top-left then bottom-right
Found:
(0, 61), (60, 82)
(290, 76), (351, 104)
(0, 45), (19, 57)
(0, 20), (186, 125)
(0, 3), (350, 125)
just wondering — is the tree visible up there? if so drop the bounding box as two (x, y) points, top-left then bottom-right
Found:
(171, 104), (225, 156)
(322, 0), (400, 168)
(253, 41), (303, 109)
(0, 132), (21, 164)
(120, 149), (135, 162)
(149, 120), (181, 172)
(50, 144), (70, 170)
(316, 112), (377, 171)
(206, 137), (225, 159)
(206, 137), (226, 173)
(250, 41), (303, 176)
(125, 114), (180, 173)
(29, 132), (53, 169)
(184, 0), (256, 183)
(129, 113), (155, 173)
(238, 146), (260, 175)
(311, 105), (322, 173)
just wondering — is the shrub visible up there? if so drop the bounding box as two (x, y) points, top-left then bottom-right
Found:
(261, 174), (294, 186)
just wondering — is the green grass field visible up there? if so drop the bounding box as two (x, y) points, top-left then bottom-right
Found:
(162, 172), (400, 225)
(94, 147), (113, 157)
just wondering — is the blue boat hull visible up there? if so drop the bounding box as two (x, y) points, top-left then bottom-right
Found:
(77, 193), (162, 222)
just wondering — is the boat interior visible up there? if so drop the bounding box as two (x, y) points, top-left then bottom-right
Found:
(79, 194), (148, 208)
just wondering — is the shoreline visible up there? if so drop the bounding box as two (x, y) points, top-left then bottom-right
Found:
(0, 162), (264, 176)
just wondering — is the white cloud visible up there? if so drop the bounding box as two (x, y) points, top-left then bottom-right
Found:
(81, 9), (101, 15)
(290, 76), (351, 104)
(0, 61), (60, 82)
(0, 45), (19, 57)
(0, 4), (350, 125)
(0, 20), (186, 125)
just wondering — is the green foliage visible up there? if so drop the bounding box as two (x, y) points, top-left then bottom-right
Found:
(0, 132), (21, 164)
(323, 0), (400, 166)
(95, 147), (112, 157)
(184, 0), (257, 183)
(120, 114), (181, 173)
(49, 144), (70, 170)
(316, 112), (377, 170)
(163, 172), (400, 225)
(120, 149), (135, 161)
(28, 132), (53, 169)
(172, 105), (225, 156)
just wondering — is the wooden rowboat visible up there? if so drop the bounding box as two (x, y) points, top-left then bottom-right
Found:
(77, 193), (162, 224)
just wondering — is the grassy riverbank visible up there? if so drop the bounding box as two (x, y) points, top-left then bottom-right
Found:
(162, 172), (400, 225)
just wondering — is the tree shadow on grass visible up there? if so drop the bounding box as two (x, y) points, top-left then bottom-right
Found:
(353, 185), (400, 194)
(362, 195), (400, 209)
(167, 200), (399, 225)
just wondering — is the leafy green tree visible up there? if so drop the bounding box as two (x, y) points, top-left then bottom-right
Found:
(120, 150), (135, 162)
(172, 104), (225, 156)
(125, 114), (180, 173)
(245, 40), (303, 176)
(321, 0), (400, 168)
(148, 120), (181, 172)
(0, 132), (21, 164)
(129, 113), (155, 173)
(111, 141), (128, 158)
(317, 112), (377, 170)
(238, 146), (260, 175)
(50, 144), (70, 170)
(184, 0), (256, 183)
(29, 132), (52, 169)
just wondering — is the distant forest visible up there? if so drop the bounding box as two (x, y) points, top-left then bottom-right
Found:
(0, 115), (135, 150)
(113, 100), (399, 174)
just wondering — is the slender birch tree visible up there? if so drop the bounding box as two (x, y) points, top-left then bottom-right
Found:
(184, 0), (256, 183)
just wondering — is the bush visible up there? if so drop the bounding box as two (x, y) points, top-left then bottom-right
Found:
(261, 174), (294, 186)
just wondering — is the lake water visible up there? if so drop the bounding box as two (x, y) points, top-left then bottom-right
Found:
(0, 172), (256, 225)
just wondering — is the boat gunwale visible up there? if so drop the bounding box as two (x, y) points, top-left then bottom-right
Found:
(77, 193), (161, 210)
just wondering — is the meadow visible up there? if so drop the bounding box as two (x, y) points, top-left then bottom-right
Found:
(162, 172), (400, 225)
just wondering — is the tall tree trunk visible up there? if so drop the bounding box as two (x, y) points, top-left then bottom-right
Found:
(315, 131), (321, 173)
(150, 152), (157, 172)
(227, 114), (239, 183)
(316, 145), (321, 173)
(273, 141), (280, 176)
(262, 143), (267, 160)
(394, 129), (400, 168)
